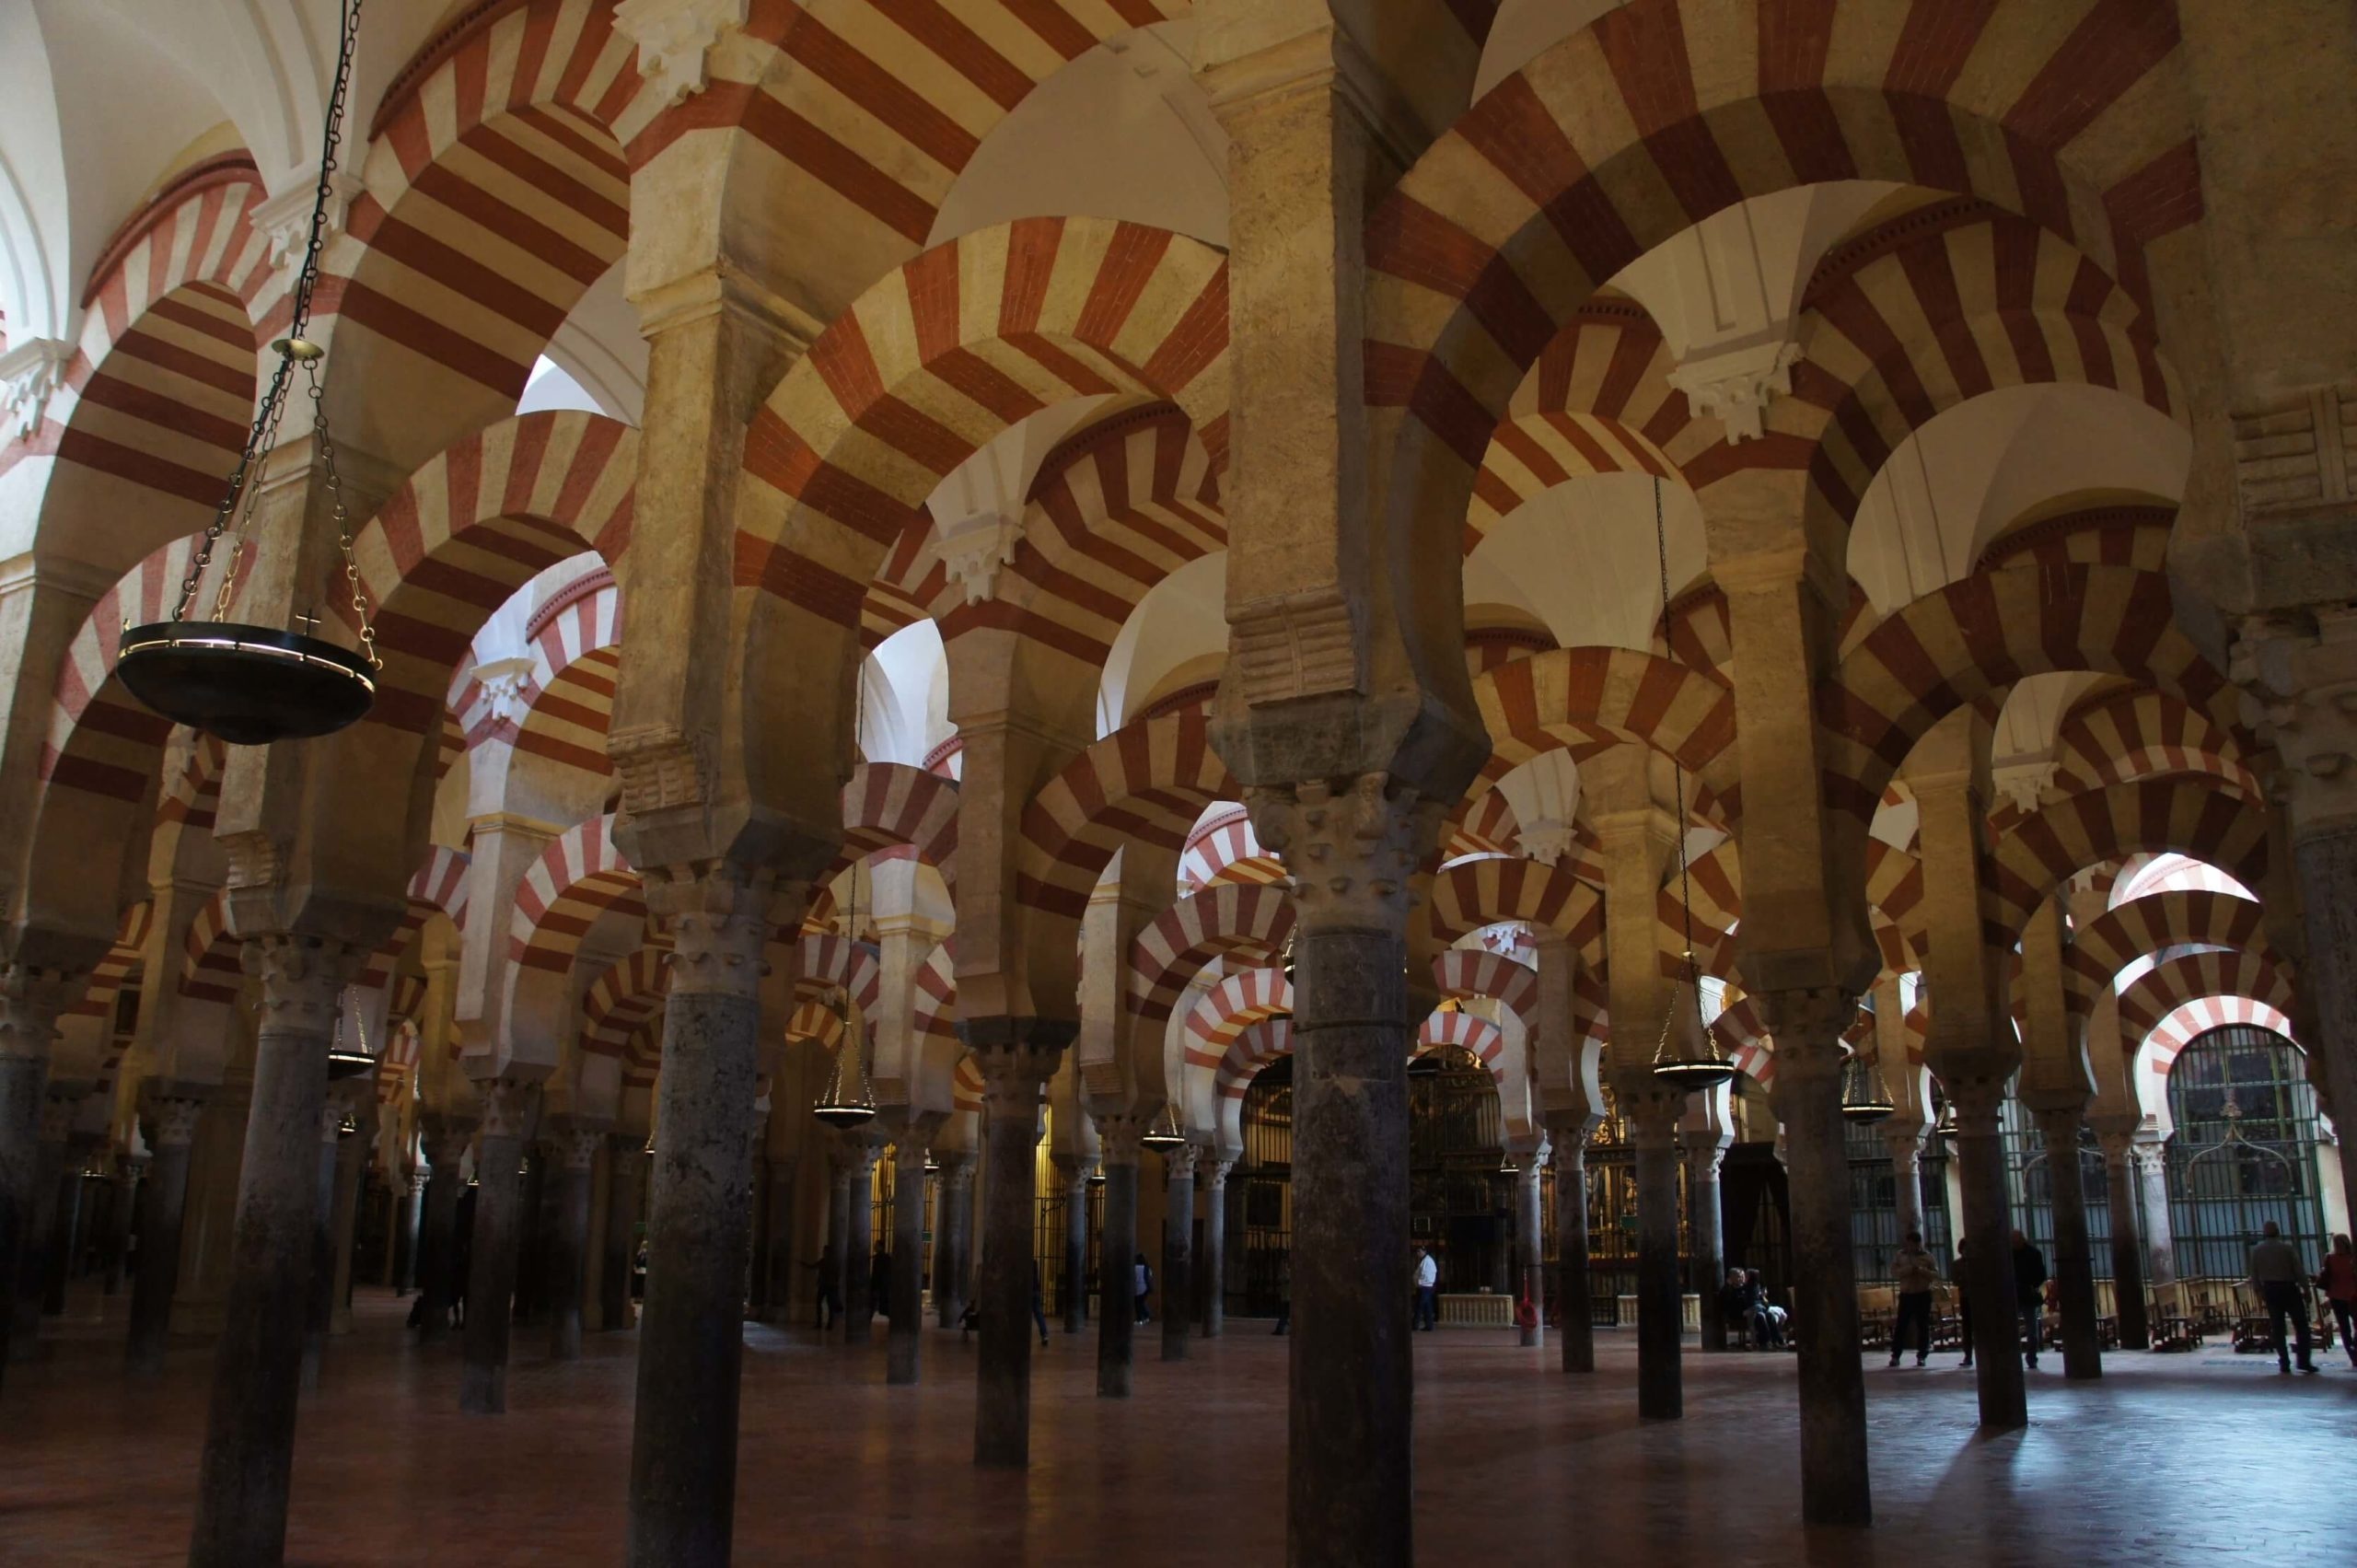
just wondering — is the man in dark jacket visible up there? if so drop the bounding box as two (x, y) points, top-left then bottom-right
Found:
(2011, 1229), (2049, 1370)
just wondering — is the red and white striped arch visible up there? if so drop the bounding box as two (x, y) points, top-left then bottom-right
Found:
(344, 411), (636, 736)
(1431, 949), (1538, 1032)
(795, 934), (882, 1014)
(2047, 686), (2258, 802)
(1426, 856), (1603, 963)
(737, 218), (1230, 632)
(6, 155), (269, 515)
(581, 947), (668, 1058)
(1416, 1009), (1507, 1084)
(507, 813), (642, 975)
(1213, 1016), (1294, 1104)
(1989, 779), (2268, 951)
(180, 889), (245, 1005)
(1178, 806), (1281, 894)
(1469, 647), (1741, 829)
(1016, 712), (1234, 921)
(1821, 566), (2242, 824)
(913, 942), (959, 1054)
(828, 762), (961, 892)
(2063, 889), (2272, 1025)
(64, 902), (153, 1023)
(331, 0), (656, 441)
(1185, 967), (1293, 1082)
(2118, 949), (2294, 1051)
(157, 732), (226, 833)
(356, 844), (474, 994)
(2138, 998), (2298, 1090)
(1127, 881), (1295, 1027)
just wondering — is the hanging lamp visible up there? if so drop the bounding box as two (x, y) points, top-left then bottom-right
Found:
(815, 688), (877, 1131)
(1140, 1102), (1186, 1152)
(1646, 475), (1735, 1093)
(1840, 1054), (1896, 1122)
(115, 0), (379, 746)
(325, 986), (374, 1080)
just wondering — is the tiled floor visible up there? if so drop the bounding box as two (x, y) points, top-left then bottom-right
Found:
(3, 1291), (2350, 1566)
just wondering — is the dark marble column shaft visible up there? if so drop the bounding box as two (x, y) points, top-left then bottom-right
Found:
(459, 1097), (532, 1414)
(1200, 1158), (1231, 1338)
(546, 1126), (599, 1361)
(1688, 1140), (1727, 1352)
(187, 936), (356, 1568)
(1094, 1126), (1139, 1397)
(0, 968), (71, 1387)
(300, 1107), (343, 1388)
(601, 1131), (642, 1331)
(933, 1157), (971, 1329)
(759, 1156), (796, 1324)
(1514, 1155), (1544, 1349)
(888, 1142), (927, 1384)
(1627, 1097), (1683, 1417)
(2098, 1133), (2149, 1349)
(1548, 1123), (1596, 1373)
(128, 1098), (205, 1374)
(1949, 1079), (2028, 1429)
(844, 1142), (879, 1344)
(968, 1024), (1065, 1469)
(1059, 1162), (1091, 1335)
(2033, 1107), (2102, 1380)
(415, 1123), (469, 1347)
(1160, 1144), (1195, 1361)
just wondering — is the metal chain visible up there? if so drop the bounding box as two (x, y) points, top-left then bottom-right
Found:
(172, 0), (365, 627)
(1650, 475), (1714, 1058)
(308, 357), (379, 668)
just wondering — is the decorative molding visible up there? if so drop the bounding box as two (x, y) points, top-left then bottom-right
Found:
(2232, 385), (2355, 519)
(935, 512), (1023, 604)
(1245, 773), (1441, 933)
(1666, 337), (1803, 444)
(609, 723), (714, 817)
(0, 339), (73, 440)
(613, 0), (750, 107)
(1516, 817), (1578, 869)
(470, 655), (537, 730)
(1990, 761), (2057, 818)
(2231, 605), (2357, 833)
(1230, 589), (1360, 707)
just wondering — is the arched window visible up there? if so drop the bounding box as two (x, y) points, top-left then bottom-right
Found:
(2163, 1025), (2326, 1279)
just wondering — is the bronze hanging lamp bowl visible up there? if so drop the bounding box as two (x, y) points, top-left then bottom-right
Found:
(1840, 1055), (1896, 1123)
(1140, 1103), (1186, 1151)
(324, 986), (377, 1080)
(117, 3), (381, 746)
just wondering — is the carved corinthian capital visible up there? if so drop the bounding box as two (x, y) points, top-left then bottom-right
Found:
(242, 936), (363, 1031)
(648, 865), (776, 1002)
(1244, 772), (1442, 933)
(0, 963), (77, 1062)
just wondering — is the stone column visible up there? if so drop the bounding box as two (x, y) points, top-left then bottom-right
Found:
(1200, 1156), (1234, 1338)
(459, 1079), (538, 1413)
(188, 935), (359, 1568)
(843, 1136), (881, 1345)
(825, 1148), (854, 1331)
(935, 1154), (974, 1330)
(2032, 1105), (2102, 1380)
(625, 878), (772, 1567)
(1683, 1134), (1724, 1352)
(1244, 776), (1434, 1568)
(1160, 1142), (1197, 1361)
(1094, 1118), (1142, 1395)
(601, 1131), (643, 1331)
(394, 1168), (425, 1296)
(43, 1134), (95, 1315)
(1947, 1077), (2028, 1426)
(546, 1123), (601, 1361)
(1882, 1125), (1927, 1253)
(1547, 1117), (1599, 1373)
(2096, 1130), (2149, 1348)
(127, 1095), (206, 1373)
(327, 1096), (374, 1335)
(1513, 1148), (1545, 1349)
(2131, 1137), (2177, 1287)
(1759, 991), (1873, 1528)
(9, 1093), (73, 1356)
(0, 966), (73, 1383)
(1625, 1093), (1684, 1416)
(102, 1152), (141, 1295)
(1057, 1157), (1093, 1336)
(759, 1156), (797, 1324)
(888, 1140), (928, 1385)
(969, 1023), (1066, 1469)
(415, 1119), (470, 1347)
(299, 1103), (343, 1387)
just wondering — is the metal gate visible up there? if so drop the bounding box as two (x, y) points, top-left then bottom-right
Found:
(2164, 1025), (2327, 1278)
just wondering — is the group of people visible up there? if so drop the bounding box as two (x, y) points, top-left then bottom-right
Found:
(1883, 1228), (2054, 1370)
(2247, 1225), (2357, 1375)
(1718, 1268), (1788, 1350)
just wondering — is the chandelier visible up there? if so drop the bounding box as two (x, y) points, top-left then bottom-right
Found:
(1139, 1101), (1187, 1151)
(325, 986), (374, 1080)
(115, 0), (379, 746)
(1840, 1053), (1896, 1122)
(814, 686), (877, 1131)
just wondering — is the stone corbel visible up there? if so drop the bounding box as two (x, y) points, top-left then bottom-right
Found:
(1516, 817), (1577, 869)
(1666, 337), (1803, 444)
(2231, 606), (2357, 830)
(935, 512), (1022, 605)
(250, 168), (365, 284)
(1990, 760), (2057, 818)
(0, 338), (72, 440)
(613, 0), (750, 107)
(2231, 383), (2353, 519)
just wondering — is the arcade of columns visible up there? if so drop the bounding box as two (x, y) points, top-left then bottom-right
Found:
(1, 4), (2354, 1567)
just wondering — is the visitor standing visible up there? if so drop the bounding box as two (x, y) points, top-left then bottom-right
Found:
(1133, 1251), (1154, 1323)
(2011, 1229), (2048, 1370)
(1888, 1231), (1939, 1368)
(2316, 1233), (2357, 1368)
(807, 1242), (840, 1330)
(1413, 1246), (1439, 1331)
(2249, 1221), (2317, 1374)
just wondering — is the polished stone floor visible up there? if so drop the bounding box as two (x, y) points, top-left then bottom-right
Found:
(3, 1289), (2350, 1566)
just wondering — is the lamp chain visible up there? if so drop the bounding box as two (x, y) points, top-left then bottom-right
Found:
(1650, 476), (1701, 989)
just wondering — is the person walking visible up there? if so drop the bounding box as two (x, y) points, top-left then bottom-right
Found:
(1413, 1246), (1440, 1332)
(2316, 1233), (2357, 1368)
(807, 1241), (841, 1330)
(2011, 1229), (2048, 1370)
(2249, 1221), (2317, 1375)
(1888, 1230), (1939, 1368)
(1133, 1251), (1154, 1323)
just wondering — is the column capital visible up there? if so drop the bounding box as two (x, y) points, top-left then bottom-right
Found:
(2230, 607), (2357, 838)
(2126, 1136), (2171, 1178)
(475, 1078), (542, 1143)
(1244, 773), (1443, 934)
(937, 1151), (978, 1192)
(1201, 1156), (1237, 1191)
(1052, 1154), (1098, 1192)
(642, 865), (783, 1002)
(1092, 1111), (1148, 1168)
(547, 1121), (609, 1171)
(1543, 1109), (1603, 1154)
(1943, 1074), (2010, 1138)
(1879, 1122), (1926, 1169)
(893, 1139), (934, 1178)
(1161, 1142), (1201, 1182)
(0, 961), (78, 1060)
(242, 935), (365, 1028)
(964, 1017), (1074, 1114)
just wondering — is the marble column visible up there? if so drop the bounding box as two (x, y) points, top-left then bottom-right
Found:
(934, 1154), (974, 1330)
(546, 1124), (601, 1361)
(1058, 1158), (1093, 1336)
(10, 1095), (73, 1357)
(843, 1137), (881, 1345)
(299, 1103), (343, 1388)
(43, 1138), (94, 1314)
(415, 1120), (470, 1347)
(188, 935), (359, 1568)
(1684, 1135), (1725, 1353)
(2131, 1137), (2177, 1287)
(1759, 992), (1874, 1527)
(825, 1150), (853, 1332)
(1626, 1094), (1684, 1416)
(1882, 1125), (1928, 1256)
(102, 1152), (141, 1295)
(759, 1156), (797, 1324)
(2096, 1131), (2150, 1348)
(1200, 1156), (1233, 1338)
(127, 1095), (206, 1373)
(2033, 1106), (2102, 1380)
(1161, 1142), (1197, 1361)
(888, 1140), (927, 1385)
(394, 1168), (424, 1295)
(1094, 1118), (1142, 1395)
(1513, 1149), (1545, 1349)
(0, 964), (73, 1386)
(459, 1080), (538, 1414)
(1547, 1116), (1598, 1373)
(327, 1098), (373, 1334)
(625, 883), (769, 1566)
(1948, 1077), (2028, 1428)
(601, 1131), (642, 1331)
(969, 1023), (1066, 1469)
